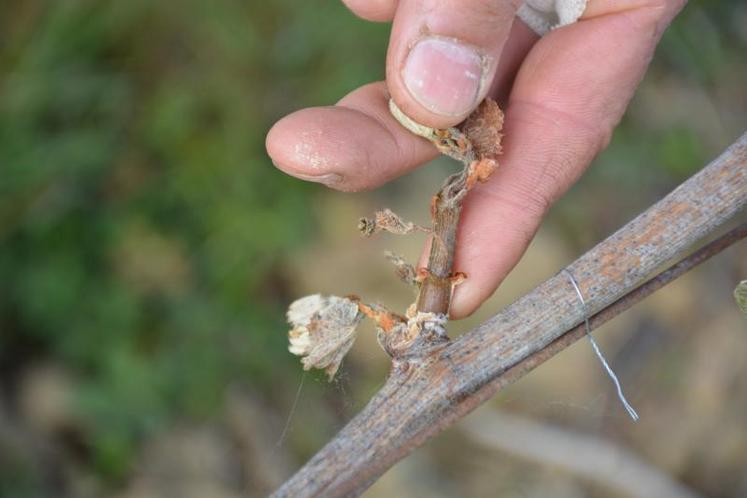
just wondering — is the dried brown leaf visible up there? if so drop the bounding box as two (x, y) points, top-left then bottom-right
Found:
(287, 294), (363, 380)
(459, 98), (504, 161)
(465, 158), (497, 190)
(389, 99), (474, 163)
(384, 251), (417, 286)
(359, 209), (428, 237)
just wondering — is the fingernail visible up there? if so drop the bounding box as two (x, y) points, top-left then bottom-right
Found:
(289, 171), (344, 186)
(403, 37), (484, 117)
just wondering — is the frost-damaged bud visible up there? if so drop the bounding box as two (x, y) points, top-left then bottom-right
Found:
(735, 280), (747, 315)
(460, 99), (504, 190)
(459, 98), (504, 161)
(358, 209), (427, 237)
(376, 311), (449, 359)
(287, 294), (363, 380)
(384, 251), (417, 286)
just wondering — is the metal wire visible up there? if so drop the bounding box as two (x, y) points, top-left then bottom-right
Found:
(564, 269), (639, 421)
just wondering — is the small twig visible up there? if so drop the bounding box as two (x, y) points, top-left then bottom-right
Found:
(389, 99), (504, 317)
(358, 209), (429, 237)
(415, 201), (462, 313)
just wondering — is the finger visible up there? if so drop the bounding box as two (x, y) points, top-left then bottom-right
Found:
(449, 0), (686, 319)
(386, 0), (522, 129)
(266, 82), (436, 192)
(266, 21), (537, 192)
(341, 0), (398, 22)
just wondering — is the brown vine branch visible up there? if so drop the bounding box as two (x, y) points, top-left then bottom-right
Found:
(274, 133), (747, 497)
(405, 98), (504, 316)
(445, 220), (747, 420)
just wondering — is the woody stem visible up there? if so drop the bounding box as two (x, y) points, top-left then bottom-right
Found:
(415, 194), (462, 315)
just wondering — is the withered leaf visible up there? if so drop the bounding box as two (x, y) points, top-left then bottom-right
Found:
(465, 158), (497, 190)
(359, 209), (427, 237)
(287, 294), (363, 380)
(384, 251), (417, 286)
(389, 99), (473, 163)
(388, 98), (439, 141)
(459, 98), (504, 161)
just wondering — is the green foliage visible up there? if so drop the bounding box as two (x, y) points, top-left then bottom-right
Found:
(0, 0), (385, 483)
(735, 281), (747, 315)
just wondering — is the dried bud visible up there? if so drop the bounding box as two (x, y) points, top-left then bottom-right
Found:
(384, 251), (417, 286)
(358, 217), (376, 236)
(461, 99), (503, 191)
(287, 294), (363, 380)
(359, 209), (427, 237)
(465, 158), (497, 190)
(459, 98), (504, 161)
(376, 311), (449, 358)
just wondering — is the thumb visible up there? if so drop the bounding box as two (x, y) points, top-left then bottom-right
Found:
(386, 0), (522, 129)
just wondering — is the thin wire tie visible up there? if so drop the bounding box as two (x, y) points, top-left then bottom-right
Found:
(564, 269), (639, 421)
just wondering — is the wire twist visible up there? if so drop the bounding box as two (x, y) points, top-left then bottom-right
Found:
(564, 269), (639, 421)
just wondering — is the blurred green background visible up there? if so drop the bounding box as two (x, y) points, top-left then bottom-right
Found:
(0, 1), (745, 497)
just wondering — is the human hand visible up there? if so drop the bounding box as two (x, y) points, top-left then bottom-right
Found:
(266, 0), (686, 319)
